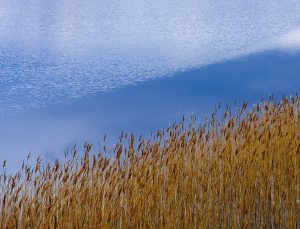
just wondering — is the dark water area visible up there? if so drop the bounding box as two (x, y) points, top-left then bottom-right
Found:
(1, 50), (300, 170)
(52, 50), (300, 137)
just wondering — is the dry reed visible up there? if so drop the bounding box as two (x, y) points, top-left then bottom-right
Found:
(0, 96), (299, 228)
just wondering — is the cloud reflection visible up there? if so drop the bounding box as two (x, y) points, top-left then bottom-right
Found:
(0, 0), (300, 111)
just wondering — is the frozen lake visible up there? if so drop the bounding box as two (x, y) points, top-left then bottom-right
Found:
(1, 0), (300, 168)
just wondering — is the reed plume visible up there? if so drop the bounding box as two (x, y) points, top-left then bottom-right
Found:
(0, 96), (299, 228)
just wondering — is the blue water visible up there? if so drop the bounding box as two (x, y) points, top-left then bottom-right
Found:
(1, 0), (300, 112)
(1, 0), (300, 169)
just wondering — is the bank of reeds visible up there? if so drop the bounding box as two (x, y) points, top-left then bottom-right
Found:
(0, 96), (300, 228)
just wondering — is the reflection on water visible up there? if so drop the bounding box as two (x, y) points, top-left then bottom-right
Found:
(1, 0), (300, 111)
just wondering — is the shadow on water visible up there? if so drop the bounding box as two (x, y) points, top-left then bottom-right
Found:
(58, 50), (300, 137)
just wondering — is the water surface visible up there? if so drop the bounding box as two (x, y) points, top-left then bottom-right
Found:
(1, 0), (300, 112)
(1, 1), (300, 169)
(1, 50), (300, 169)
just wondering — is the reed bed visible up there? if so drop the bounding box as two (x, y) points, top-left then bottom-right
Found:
(0, 96), (300, 228)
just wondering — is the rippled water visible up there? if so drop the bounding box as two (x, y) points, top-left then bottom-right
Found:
(1, 0), (300, 112)
(1, 1), (300, 169)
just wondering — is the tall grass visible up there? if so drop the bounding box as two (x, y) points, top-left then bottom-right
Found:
(0, 96), (299, 228)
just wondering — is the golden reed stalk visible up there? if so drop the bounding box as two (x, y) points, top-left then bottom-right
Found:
(0, 96), (299, 228)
